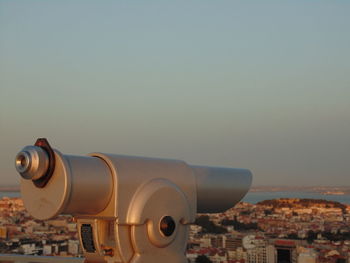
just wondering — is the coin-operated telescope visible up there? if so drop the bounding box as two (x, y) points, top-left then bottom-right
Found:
(15, 138), (252, 263)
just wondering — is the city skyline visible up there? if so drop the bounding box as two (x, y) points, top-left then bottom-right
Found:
(1, 196), (349, 262)
(1, 1), (350, 186)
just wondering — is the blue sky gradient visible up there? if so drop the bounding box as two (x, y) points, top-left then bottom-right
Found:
(1, 1), (349, 186)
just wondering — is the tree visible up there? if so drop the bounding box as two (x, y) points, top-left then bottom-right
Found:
(306, 230), (317, 244)
(264, 209), (272, 216)
(221, 218), (259, 231)
(195, 215), (227, 234)
(287, 233), (299, 240)
(195, 255), (212, 263)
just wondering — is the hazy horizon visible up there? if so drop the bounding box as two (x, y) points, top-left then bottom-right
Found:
(1, 1), (350, 186)
(1, 184), (349, 189)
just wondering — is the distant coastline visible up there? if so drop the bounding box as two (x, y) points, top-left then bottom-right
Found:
(0, 185), (20, 192)
(3, 185), (349, 194)
(1, 186), (350, 205)
(250, 185), (350, 195)
(243, 191), (350, 205)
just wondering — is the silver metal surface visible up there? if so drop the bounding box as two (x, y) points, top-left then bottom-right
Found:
(15, 146), (49, 180)
(192, 165), (252, 213)
(20, 151), (113, 220)
(63, 155), (113, 215)
(16, 140), (252, 263)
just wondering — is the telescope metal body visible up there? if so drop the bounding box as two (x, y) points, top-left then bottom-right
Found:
(15, 139), (252, 263)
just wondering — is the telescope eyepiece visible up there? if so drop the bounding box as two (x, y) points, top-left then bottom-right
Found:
(15, 151), (31, 173)
(15, 146), (49, 180)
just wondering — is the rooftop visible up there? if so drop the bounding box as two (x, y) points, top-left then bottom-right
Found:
(0, 254), (83, 263)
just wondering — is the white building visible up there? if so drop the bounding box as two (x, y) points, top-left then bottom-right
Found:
(68, 240), (80, 255)
(297, 248), (316, 263)
(43, 245), (52, 255)
(21, 243), (36, 255)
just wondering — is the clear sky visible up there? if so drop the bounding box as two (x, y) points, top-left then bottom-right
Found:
(1, 1), (349, 186)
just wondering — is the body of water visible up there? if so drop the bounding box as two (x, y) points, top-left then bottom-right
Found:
(0, 191), (21, 199)
(1, 191), (350, 205)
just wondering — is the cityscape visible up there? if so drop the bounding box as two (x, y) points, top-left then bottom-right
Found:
(0, 195), (349, 263)
(1, 1), (350, 263)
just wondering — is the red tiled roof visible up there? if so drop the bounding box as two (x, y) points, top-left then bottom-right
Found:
(275, 240), (295, 247)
